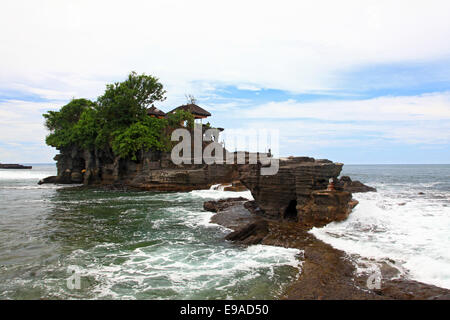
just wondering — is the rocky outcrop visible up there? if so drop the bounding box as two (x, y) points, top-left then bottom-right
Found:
(337, 176), (377, 193)
(38, 174), (70, 185)
(203, 197), (249, 212)
(204, 198), (268, 245)
(225, 220), (269, 245)
(223, 180), (247, 192)
(297, 190), (358, 227)
(0, 163), (32, 169)
(209, 181), (248, 192)
(239, 156), (356, 227)
(39, 145), (242, 190)
(206, 199), (450, 300)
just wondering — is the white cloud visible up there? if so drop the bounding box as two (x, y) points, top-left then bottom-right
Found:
(241, 92), (450, 121)
(0, 99), (63, 144)
(236, 85), (261, 92)
(226, 92), (450, 151)
(1, 1), (450, 162)
(224, 117), (450, 157)
(1, 0), (450, 98)
(0, 144), (56, 163)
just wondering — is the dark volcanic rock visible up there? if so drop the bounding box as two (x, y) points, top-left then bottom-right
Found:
(208, 199), (450, 300)
(208, 198), (259, 230)
(39, 145), (243, 191)
(375, 279), (450, 300)
(0, 163), (32, 169)
(337, 176), (376, 193)
(297, 190), (354, 227)
(70, 172), (83, 183)
(38, 176), (58, 185)
(225, 219), (269, 245)
(205, 198), (268, 245)
(224, 180), (247, 192)
(203, 197), (248, 213)
(239, 157), (356, 227)
(38, 170), (74, 185)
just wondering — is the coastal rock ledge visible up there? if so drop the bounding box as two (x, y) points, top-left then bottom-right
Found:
(38, 146), (240, 191)
(239, 156), (360, 227)
(204, 198), (450, 300)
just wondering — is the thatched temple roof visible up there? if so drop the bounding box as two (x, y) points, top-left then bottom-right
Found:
(169, 104), (211, 118)
(147, 105), (166, 117)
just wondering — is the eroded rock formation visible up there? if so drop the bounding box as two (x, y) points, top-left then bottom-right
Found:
(39, 145), (241, 191)
(337, 176), (377, 193)
(203, 197), (248, 213)
(203, 198), (450, 299)
(239, 156), (358, 227)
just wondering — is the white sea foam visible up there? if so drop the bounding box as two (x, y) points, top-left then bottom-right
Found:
(190, 184), (254, 200)
(0, 170), (51, 181)
(0, 184), (64, 190)
(58, 195), (302, 299)
(310, 185), (450, 289)
(75, 243), (302, 299)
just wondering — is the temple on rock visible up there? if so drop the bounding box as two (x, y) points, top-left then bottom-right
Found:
(146, 105), (166, 119)
(147, 103), (212, 126)
(169, 103), (211, 122)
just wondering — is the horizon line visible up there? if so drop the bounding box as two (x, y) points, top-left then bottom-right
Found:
(5, 162), (450, 166)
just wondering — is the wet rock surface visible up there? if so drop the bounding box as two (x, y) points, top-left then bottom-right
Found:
(337, 176), (377, 193)
(239, 157), (358, 227)
(39, 145), (242, 191)
(204, 197), (249, 213)
(223, 180), (248, 192)
(225, 220), (269, 245)
(208, 198), (258, 230)
(297, 190), (354, 227)
(205, 198), (450, 300)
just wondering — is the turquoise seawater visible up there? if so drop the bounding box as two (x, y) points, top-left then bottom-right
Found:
(0, 164), (300, 300)
(2, 164), (449, 299)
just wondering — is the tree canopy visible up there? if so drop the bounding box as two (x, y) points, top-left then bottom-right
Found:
(43, 72), (194, 160)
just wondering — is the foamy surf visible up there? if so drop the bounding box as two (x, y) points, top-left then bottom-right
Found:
(2, 163), (448, 299)
(189, 184), (254, 200)
(310, 175), (450, 290)
(69, 242), (301, 300)
(0, 170), (51, 180)
(0, 170), (301, 300)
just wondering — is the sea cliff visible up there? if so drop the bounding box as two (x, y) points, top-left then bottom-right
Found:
(39, 145), (240, 191)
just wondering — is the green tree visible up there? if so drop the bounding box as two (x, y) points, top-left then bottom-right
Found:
(71, 108), (100, 149)
(97, 71), (166, 128)
(44, 98), (96, 149)
(111, 117), (169, 160)
(43, 72), (199, 160)
(94, 72), (167, 149)
(166, 109), (195, 129)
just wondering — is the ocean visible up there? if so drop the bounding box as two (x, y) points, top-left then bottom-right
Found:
(0, 164), (300, 299)
(0, 164), (449, 299)
(313, 164), (450, 289)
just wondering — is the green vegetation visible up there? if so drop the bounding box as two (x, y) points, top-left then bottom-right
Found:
(166, 109), (194, 129)
(43, 72), (194, 160)
(44, 98), (97, 149)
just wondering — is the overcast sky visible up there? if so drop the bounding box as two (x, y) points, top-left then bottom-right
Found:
(1, 0), (450, 163)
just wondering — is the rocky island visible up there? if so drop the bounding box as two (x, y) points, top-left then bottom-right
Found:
(0, 163), (32, 169)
